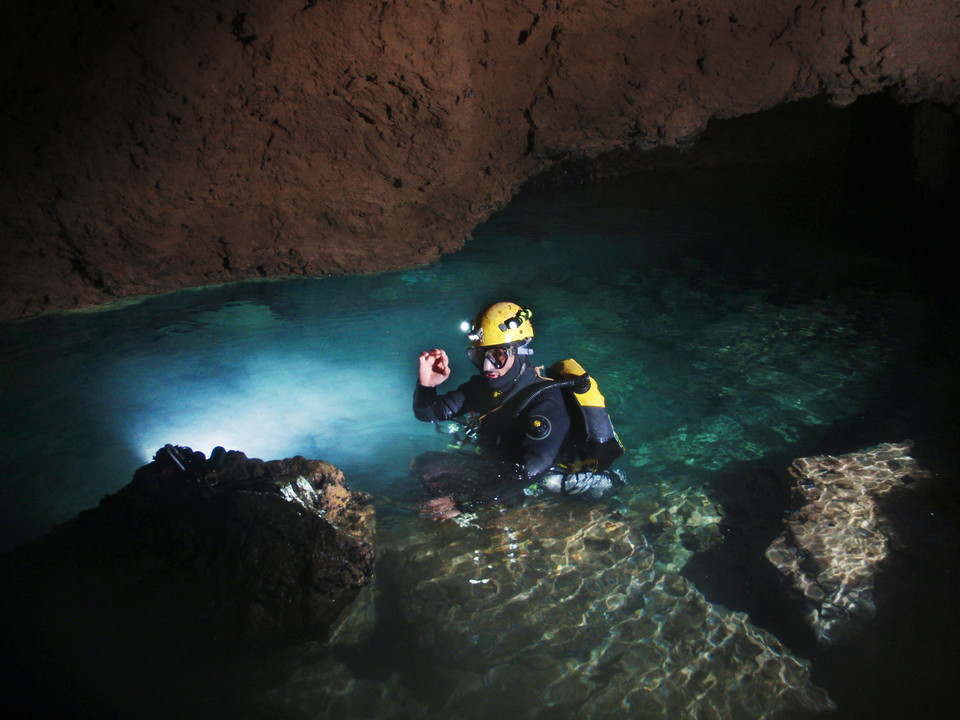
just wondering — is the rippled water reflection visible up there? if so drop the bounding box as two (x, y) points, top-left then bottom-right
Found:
(2, 166), (957, 718)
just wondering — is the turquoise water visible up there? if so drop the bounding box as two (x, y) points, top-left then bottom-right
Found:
(2, 165), (958, 718)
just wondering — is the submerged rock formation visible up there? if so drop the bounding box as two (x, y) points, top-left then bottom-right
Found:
(2, 0), (959, 319)
(765, 441), (928, 644)
(246, 501), (835, 718)
(0, 447), (374, 716)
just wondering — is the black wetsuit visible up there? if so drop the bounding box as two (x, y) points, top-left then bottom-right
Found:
(413, 360), (571, 481)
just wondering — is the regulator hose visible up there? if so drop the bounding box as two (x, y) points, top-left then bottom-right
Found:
(510, 374), (591, 418)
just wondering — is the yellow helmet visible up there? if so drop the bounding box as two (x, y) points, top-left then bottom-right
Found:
(466, 302), (534, 348)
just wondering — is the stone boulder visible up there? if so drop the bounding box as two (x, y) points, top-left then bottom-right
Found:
(1, 446), (374, 716)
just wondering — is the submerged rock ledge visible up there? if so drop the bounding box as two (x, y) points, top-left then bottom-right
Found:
(281, 501), (836, 719)
(766, 441), (929, 645)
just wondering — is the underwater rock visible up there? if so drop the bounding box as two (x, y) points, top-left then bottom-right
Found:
(646, 484), (725, 572)
(765, 441), (928, 644)
(250, 501), (834, 719)
(412, 449), (528, 511)
(1, 446), (374, 651)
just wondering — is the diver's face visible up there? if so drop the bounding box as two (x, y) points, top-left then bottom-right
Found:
(483, 353), (515, 379)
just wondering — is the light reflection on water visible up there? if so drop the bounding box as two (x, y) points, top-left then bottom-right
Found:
(1, 166), (957, 718)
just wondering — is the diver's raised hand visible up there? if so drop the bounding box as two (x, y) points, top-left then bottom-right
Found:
(419, 348), (451, 387)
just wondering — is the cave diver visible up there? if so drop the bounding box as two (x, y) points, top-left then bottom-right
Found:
(413, 301), (625, 518)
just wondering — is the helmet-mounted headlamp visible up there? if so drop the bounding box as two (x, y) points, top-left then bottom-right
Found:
(500, 307), (532, 332)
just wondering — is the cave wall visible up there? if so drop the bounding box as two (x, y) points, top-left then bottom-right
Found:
(2, 0), (959, 320)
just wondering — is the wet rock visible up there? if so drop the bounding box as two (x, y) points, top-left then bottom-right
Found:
(1, 445), (373, 655)
(0, 446), (375, 716)
(646, 483), (725, 572)
(765, 441), (928, 644)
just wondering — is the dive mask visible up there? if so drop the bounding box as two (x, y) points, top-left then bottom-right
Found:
(466, 344), (532, 369)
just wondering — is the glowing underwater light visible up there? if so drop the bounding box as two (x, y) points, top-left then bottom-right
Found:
(117, 335), (417, 469)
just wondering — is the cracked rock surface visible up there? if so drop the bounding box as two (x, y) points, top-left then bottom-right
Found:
(3, 0), (959, 319)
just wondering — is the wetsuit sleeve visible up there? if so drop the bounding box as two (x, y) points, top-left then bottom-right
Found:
(518, 389), (571, 479)
(413, 382), (468, 422)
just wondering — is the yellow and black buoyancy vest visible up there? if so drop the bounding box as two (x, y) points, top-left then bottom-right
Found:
(545, 358), (624, 470)
(500, 358), (624, 470)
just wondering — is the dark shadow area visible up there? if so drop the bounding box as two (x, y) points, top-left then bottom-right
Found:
(0, 541), (237, 720)
(680, 456), (819, 654)
(331, 550), (461, 708)
(681, 383), (960, 720)
(683, 455), (960, 720)
(525, 92), (960, 261)
(810, 474), (960, 720)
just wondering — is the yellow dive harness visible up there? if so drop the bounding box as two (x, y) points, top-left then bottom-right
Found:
(543, 358), (624, 472)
